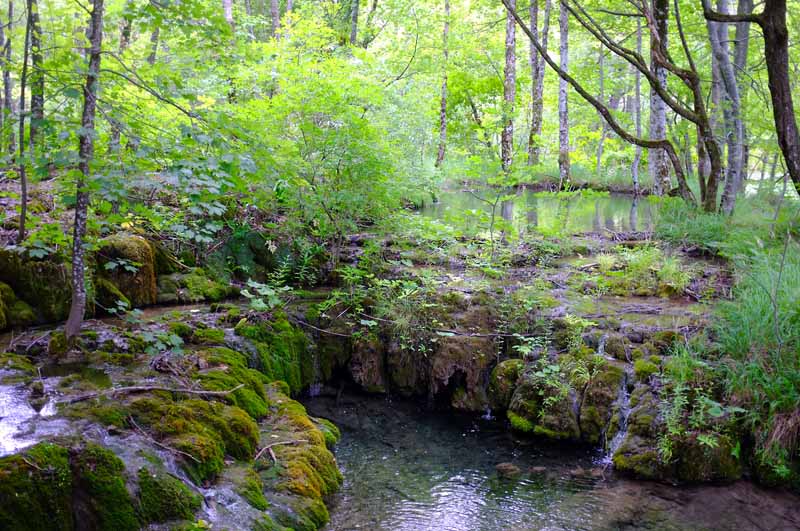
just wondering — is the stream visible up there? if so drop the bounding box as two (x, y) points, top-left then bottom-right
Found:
(305, 394), (800, 531)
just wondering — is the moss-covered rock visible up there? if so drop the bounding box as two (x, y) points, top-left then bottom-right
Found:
(0, 248), (72, 323)
(96, 232), (158, 307)
(0, 442), (73, 530)
(156, 269), (232, 304)
(196, 347), (271, 420)
(634, 358), (660, 382)
(128, 396), (259, 484)
(136, 467), (201, 522)
(258, 383), (342, 530)
(579, 363), (625, 444)
(604, 334), (627, 361)
(432, 336), (494, 412)
(191, 326), (225, 345)
(488, 359), (524, 411)
(94, 277), (131, 312)
(348, 335), (386, 393)
(507, 366), (580, 441)
(673, 433), (742, 482)
(70, 443), (139, 531)
(235, 314), (312, 395)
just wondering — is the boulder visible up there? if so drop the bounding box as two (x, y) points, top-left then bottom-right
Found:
(96, 233), (157, 307)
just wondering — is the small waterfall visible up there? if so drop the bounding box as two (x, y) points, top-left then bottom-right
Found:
(602, 371), (632, 465)
(481, 407), (494, 421)
(597, 333), (608, 358)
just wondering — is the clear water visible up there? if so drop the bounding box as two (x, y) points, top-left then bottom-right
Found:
(305, 394), (800, 531)
(421, 190), (656, 237)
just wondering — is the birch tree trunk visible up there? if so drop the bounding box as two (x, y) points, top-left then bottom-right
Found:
(4, 0), (13, 156)
(733, 0), (753, 181)
(501, 0), (516, 174)
(223, 0), (233, 28)
(29, 0), (42, 151)
(270, 0), (279, 36)
(631, 17), (642, 194)
(648, 0), (670, 195)
(66, 0), (105, 340)
(595, 46), (606, 179)
(527, 0), (550, 166)
(350, 0), (359, 45)
(710, 0), (745, 214)
(557, 0), (569, 188)
(435, 0), (449, 168)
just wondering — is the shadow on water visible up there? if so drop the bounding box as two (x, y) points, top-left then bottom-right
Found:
(422, 190), (656, 237)
(305, 393), (800, 531)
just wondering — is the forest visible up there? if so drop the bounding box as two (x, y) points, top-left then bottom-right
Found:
(0, 0), (798, 529)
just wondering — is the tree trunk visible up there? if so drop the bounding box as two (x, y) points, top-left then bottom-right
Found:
(223, 0), (233, 27)
(710, 0), (745, 214)
(631, 17), (642, 194)
(4, 0), (13, 156)
(733, 0), (753, 183)
(501, 0), (516, 173)
(17, 0), (31, 242)
(111, 1), (133, 152)
(147, 27), (159, 64)
(435, 0), (449, 168)
(270, 0), (279, 36)
(760, 0), (800, 196)
(595, 46), (606, 179)
(66, 0), (105, 341)
(28, 0), (42, 151)
(557, 0), (569, 188)
(527, 0), (551, 166)
(349, 0), (359, 45)
(648, 0), (670, 195)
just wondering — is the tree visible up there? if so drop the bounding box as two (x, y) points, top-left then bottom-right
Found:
(557, 0), (569, 188)
(631, 17), (642, 194)
(65, 0), (105, 340)
(501, 0), (696, 203)
(501, 0), (516, 173)
(648, 0), (670, 195)
(3, 0), (13, 156)
(29, 0), (42, 150)
(527, 0), (551, 166)
(435, 0), (449, 168)
(350, 0), (359, 45)
(704, 0), (800, 197)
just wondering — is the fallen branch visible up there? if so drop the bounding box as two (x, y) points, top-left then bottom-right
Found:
(254, 439), (308, 462)
(290, 318), (352, 338)
(65, 383), (244, 404)
(128, 415), (201, 463)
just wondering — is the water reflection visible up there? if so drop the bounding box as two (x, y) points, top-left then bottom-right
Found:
(308, 394), (800, 531)
(422, 190), (655, 238)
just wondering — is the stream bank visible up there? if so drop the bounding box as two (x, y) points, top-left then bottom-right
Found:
(0, 192), (798, 529)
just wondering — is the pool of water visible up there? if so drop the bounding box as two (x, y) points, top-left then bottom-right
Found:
(421, 190), (656, 237)
(305, 394), (800, 531)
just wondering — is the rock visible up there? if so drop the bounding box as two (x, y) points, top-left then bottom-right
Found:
(96, 232), (158, 307)
(604, 333), (628, 360)
(488, 358), (524, 410)
(0, 248), (72, 323)
(579, 362), (625, 444)
(507, 366), (581, 441)
(529, 466), (548, 475)
(496, 462), (521, 478)
(156, 268), (232, 304)
(349, 335), (386, 393)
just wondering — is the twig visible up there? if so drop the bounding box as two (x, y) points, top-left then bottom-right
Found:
(65, 383), (244, 404)
(21, 456), (42, 471)
(254, 439), (308, 462)
(290, 318), (352, 338)
(128, 416), (201, 463)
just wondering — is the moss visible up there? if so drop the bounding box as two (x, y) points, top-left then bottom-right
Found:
(167, 321), (193, 340)
(634, 359), (660, 381)
(488, 359), (524, 410)
(234, 467), (269, 510)
(580, 363), (625, 444)
(196, 347), (270, 420)
(313, 417), (341, 448)
(48, 330), (70, 357)
(191, 327), (225, 345)
(94, 277), (131, 313)
(0, 442), (73, 530)
(97, 232), (158, 307)
(674, 433), (742, 483)
(184, 269), (229, 302)
(0, 248), (72, 323)
(71, 443), (139, 531)
(650, 330), (680, 355)
(253, 514), (291, 531)
(0, 352), (36, 374)
(262, 383), (342, 521)
(128, 396), (259, 484)
(236, 314), (312, 394)
(604, 334), (627, 360)
(508, 410), (535, 433)
(136, 467), (201, 523)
